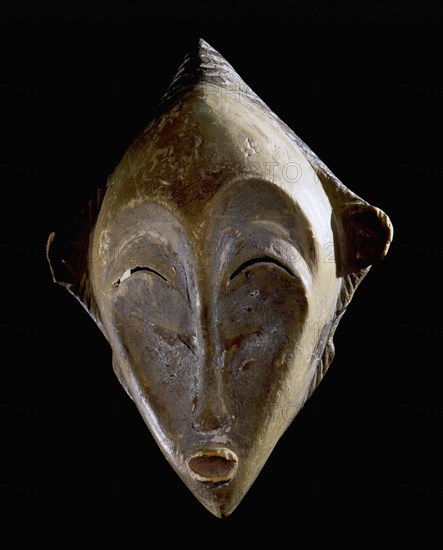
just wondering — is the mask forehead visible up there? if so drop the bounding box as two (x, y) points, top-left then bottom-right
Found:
(98, 81), (326, 220)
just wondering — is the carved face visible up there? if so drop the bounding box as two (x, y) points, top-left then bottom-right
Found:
(47, 40), (393, 517)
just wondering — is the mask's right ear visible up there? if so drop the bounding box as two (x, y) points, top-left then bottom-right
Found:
(46, 187), (106, 334)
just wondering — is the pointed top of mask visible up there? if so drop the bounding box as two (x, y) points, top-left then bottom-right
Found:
(156, 39), (306, 165)
(155, 38), (362, 206)
(157, 38), (260, 111)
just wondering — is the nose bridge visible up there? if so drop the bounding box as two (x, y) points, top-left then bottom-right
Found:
(192, 293), (229, 432)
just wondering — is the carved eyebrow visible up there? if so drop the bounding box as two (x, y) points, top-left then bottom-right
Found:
(229, 256), (295, 281)
(249, 219), (318, 270)
(109, 229), (174, 267)
(113, 266), (168, 287)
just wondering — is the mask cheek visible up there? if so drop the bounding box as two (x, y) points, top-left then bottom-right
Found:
(109, 276), (196, 437)
(218, 267), (309, 432)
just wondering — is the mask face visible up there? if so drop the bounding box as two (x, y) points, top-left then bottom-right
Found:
(47, 39), (393, 517)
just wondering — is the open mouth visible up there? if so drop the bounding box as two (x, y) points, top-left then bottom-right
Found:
(187, 448), (238, 483)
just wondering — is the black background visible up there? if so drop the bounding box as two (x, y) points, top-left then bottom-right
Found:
(2, 1), (442, 542)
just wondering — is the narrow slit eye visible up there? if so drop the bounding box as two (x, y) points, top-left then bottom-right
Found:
(113, 266), (168, 287)
(229, 256), (295, 281)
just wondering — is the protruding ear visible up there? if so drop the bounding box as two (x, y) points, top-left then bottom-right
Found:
(337, 202), (393, 275)
(46, 187), (106, 333)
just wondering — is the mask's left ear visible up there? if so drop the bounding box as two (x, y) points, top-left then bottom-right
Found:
(46, 187), (106, 334)
(334, 201), (394, 276)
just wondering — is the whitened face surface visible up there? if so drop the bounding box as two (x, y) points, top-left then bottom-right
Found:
(48, 40), (392, 517)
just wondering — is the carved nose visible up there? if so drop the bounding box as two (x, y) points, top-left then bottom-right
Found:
(192, 385), (230, 432)
(192, 401), (229, 432)
(192, 305), (230, 432)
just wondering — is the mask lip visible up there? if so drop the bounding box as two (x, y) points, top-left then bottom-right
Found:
(187, 447), (239, 483)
